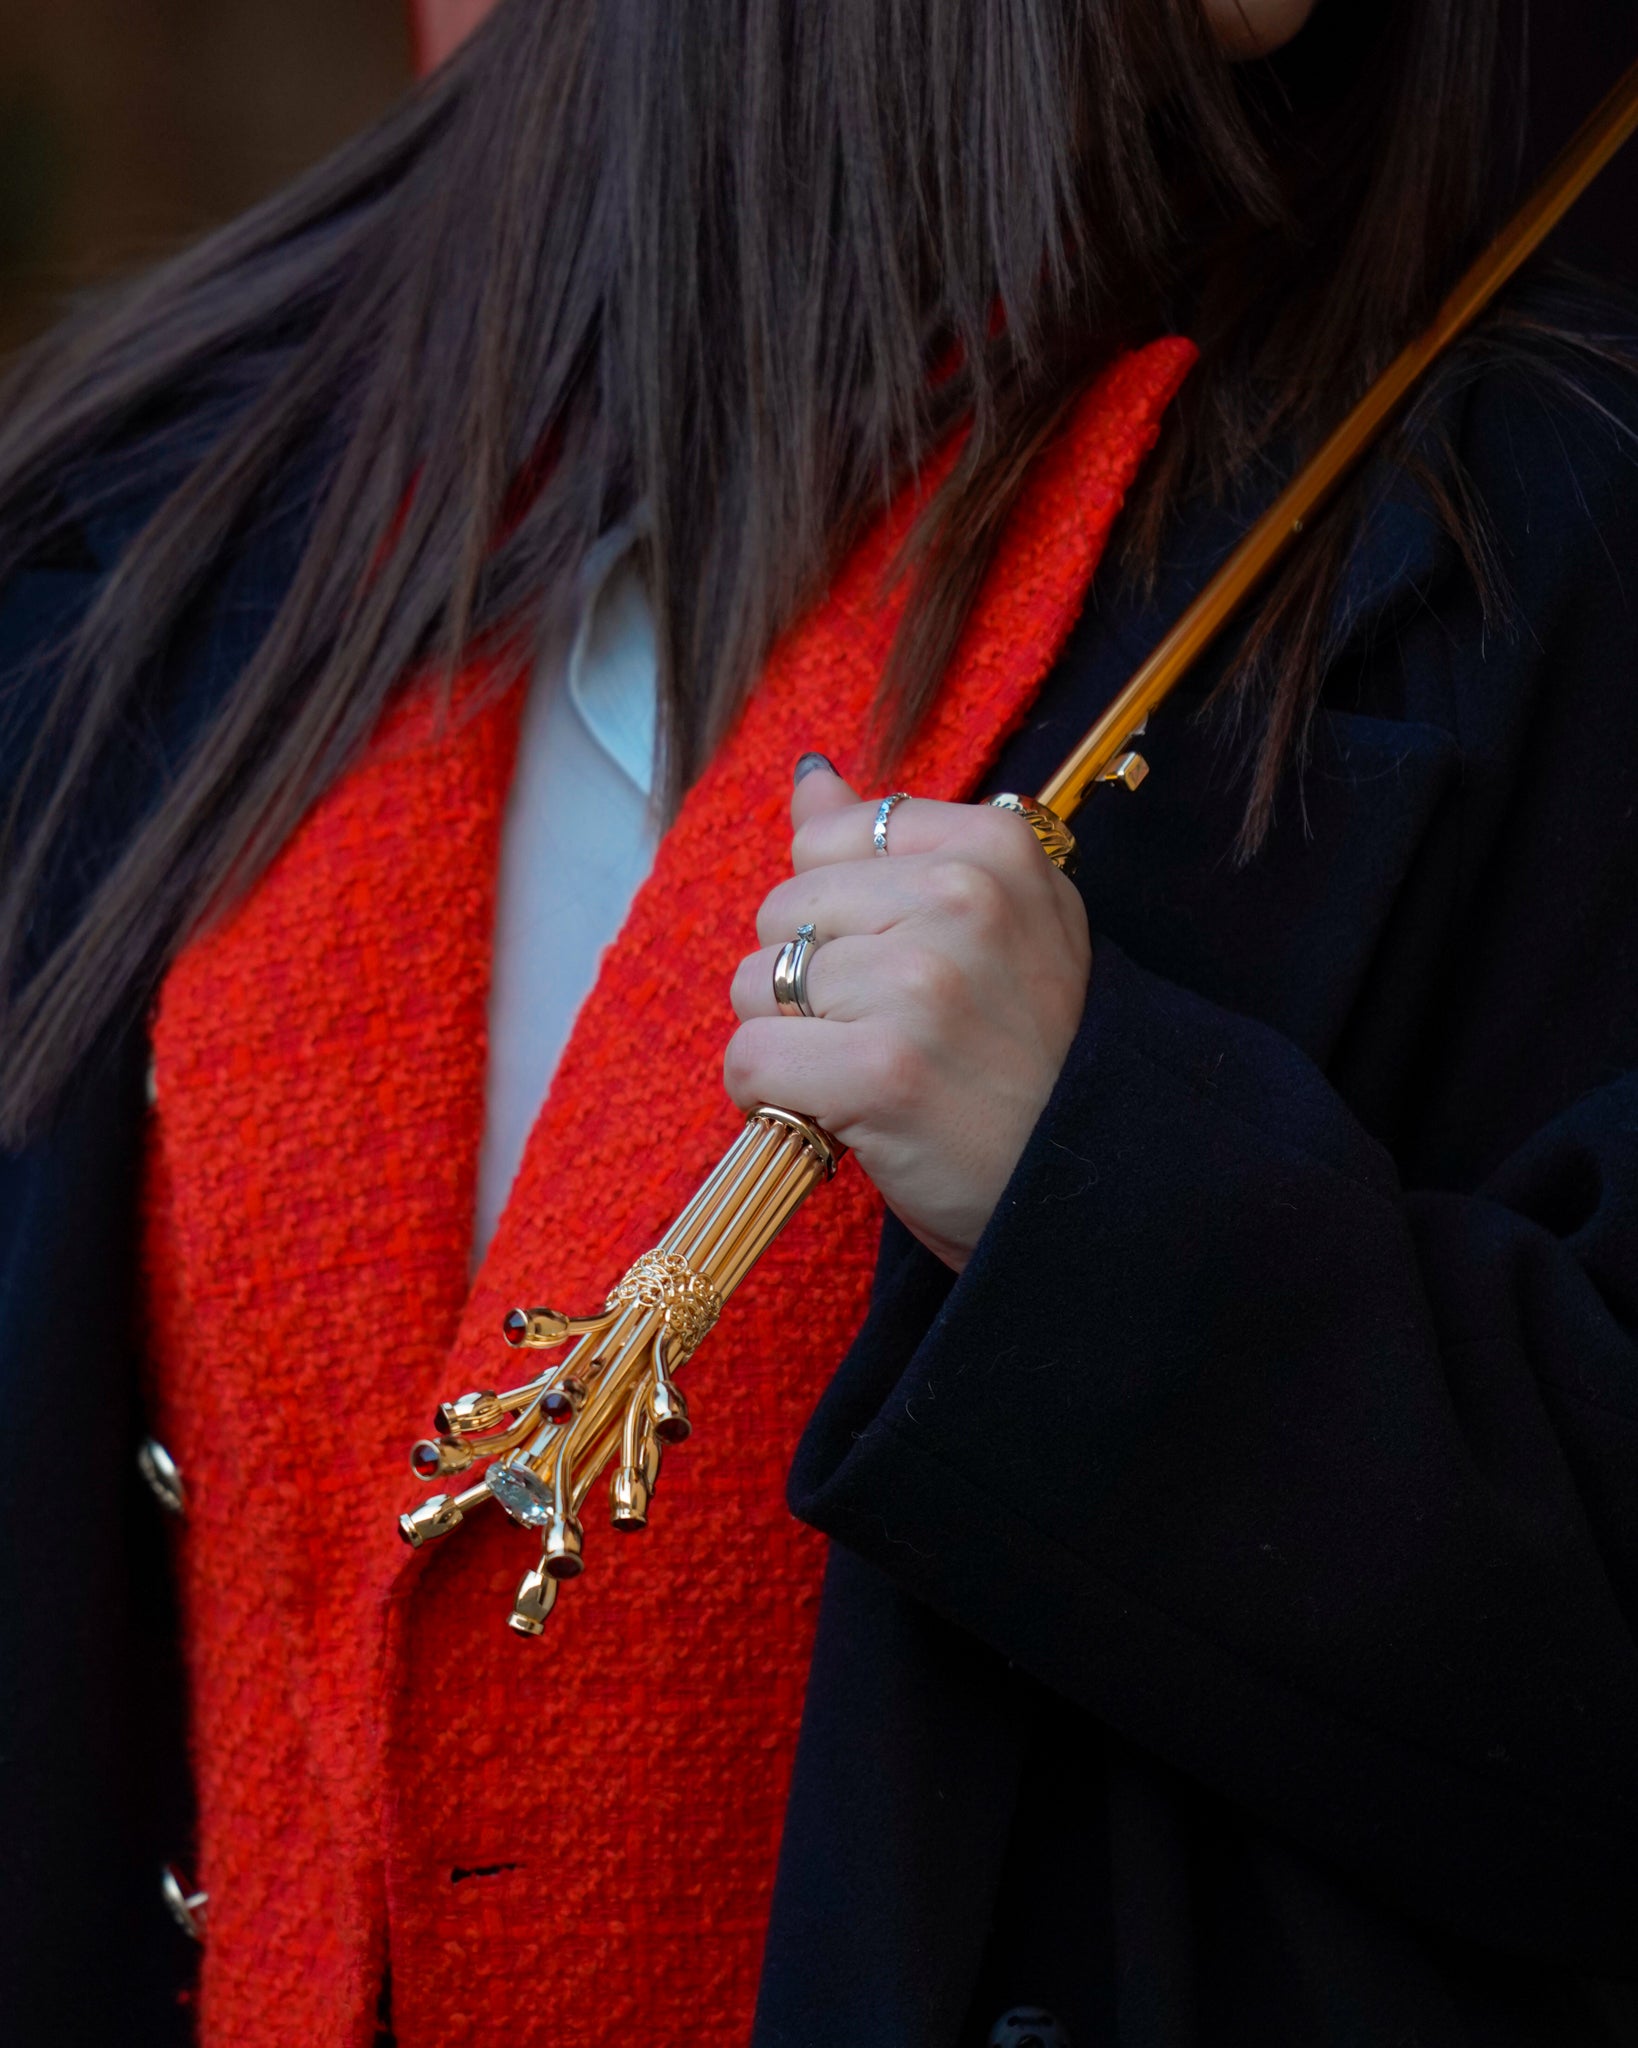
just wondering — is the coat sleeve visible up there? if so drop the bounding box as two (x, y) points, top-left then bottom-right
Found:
(787, 936), (1638, 1976)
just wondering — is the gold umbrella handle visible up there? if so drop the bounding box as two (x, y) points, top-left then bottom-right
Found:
(400, 1106), (837, 1635)
(394, 59), (1638, 1634)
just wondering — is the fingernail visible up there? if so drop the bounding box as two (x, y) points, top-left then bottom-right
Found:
(793, 751), (835, 786)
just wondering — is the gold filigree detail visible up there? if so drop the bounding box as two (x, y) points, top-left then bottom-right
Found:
(606, 1250), (723, 1361)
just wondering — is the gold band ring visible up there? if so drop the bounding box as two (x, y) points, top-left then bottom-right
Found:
(873, 791), (911, 855)
(772, 923), (820, 1017)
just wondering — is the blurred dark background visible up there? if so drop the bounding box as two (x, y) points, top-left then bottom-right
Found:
(0, 0), (413, 354)
(0, 0), (1632, 364)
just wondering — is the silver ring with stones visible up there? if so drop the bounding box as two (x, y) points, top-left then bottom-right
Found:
(873, 790), (911, 856)
(772, 923), (821, 1018)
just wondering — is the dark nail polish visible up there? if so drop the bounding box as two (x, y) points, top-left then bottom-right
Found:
(793, 751), (835, 785)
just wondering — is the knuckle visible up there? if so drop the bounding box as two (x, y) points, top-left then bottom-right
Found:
(791, 801), (863, 870)
(754, 889), (794, 949)
(789, 816), (828, 869)
(721, 1023), (764, 1100)
(977, 802), (1036, 866)
(729, 951), (765, 1017)
(925, 857), (977, 917)
(927, 856), (1005, 930)
(864, 1026), (922, 1117)
(896, 941), (961, 1011)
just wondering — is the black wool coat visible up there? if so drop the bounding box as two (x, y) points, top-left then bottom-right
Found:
(3, 334), (1638, 2048)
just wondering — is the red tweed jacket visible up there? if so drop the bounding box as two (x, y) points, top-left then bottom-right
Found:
(140, 339), (1192, 2048)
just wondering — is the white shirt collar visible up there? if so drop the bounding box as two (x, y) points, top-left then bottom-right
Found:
(564, 528), (657, 800)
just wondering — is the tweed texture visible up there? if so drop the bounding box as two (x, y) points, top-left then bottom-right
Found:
(141, 338), (1194, 2048)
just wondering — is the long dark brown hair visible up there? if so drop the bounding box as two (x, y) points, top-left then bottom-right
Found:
(0, 0), (1564, 1141)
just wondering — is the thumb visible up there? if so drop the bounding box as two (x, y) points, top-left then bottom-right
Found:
(790, 750), (860, 831)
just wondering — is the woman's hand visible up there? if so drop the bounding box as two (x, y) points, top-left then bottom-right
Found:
(725, 756), (1092, 1271)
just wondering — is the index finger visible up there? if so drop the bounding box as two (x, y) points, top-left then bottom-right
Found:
(791, 791), (1043, 877)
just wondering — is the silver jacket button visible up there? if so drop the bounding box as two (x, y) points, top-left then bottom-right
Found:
(137, 1439), (186, 1516)
(161, 1864), (207, 1942)
(989, 2010), (1071, 2048)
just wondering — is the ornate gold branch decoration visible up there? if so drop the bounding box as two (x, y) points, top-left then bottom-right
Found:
(400, 1108), (835, 1634)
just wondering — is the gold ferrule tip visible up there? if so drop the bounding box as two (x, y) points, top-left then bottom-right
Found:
(610, 1466), (651, 1530)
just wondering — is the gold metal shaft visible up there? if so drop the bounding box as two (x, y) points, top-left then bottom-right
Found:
(398, 59), (1638, 1634)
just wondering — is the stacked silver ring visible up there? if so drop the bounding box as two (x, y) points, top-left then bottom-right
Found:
(772, 922), (821, 1017)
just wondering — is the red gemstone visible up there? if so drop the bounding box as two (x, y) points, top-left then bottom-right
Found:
(502, 1309), (530, 1346)
(541, 1376), (586, 1426)
(410, 1440), (443, 1481)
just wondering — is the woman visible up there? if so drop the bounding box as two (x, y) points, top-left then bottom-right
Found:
(1, 0), (1635, 2043)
